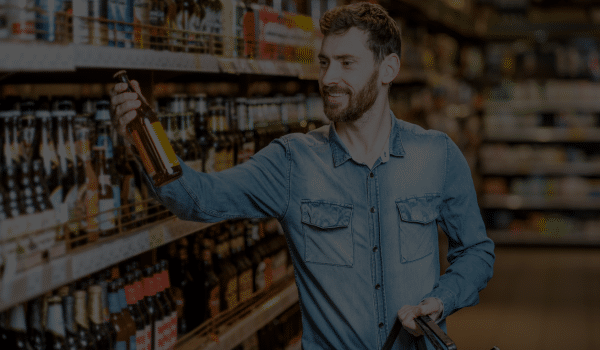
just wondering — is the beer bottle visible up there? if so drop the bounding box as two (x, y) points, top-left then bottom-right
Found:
(169, 240), (198, 336)
(19, 160), (38, 216)
(115, 277), (138, 350)
(149, 0), (167, 50)
(5, 164), (24, 219)
(214, 226), (238, 311)
(73, 290), (98, 349)
(58, 286), (78, 350)
(94, 147), (117, 237)
(96, 270), (118, 347)
(155, 261), (177, 349)
(113, 71), (182, 187)
(18, 99), (36, 164)
(201, 234), (220, 323)
(131, 265), (151, 350)
(88, 285), (114, 350)
(232, 222), (253, 303)
(0, 309), (13, 347)
(107, 280), (132, 350)
(45, 295), (68, 350)
(123, 265), (149, 350)
(9, 304), (32, 349)
(27, 298), (46, 350)
(142, 265), (164, 350)
(192, 93), (211, 173)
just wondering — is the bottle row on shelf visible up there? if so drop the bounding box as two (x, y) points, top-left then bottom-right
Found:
(485, 210), (600, 243)
(0, 217), (293, 350)
(0, 0), (317, 63)
(0, 91), (324, 270)
(486, 80), (600, 112)
(485, 37), (600, 81)
(483, 176), (600, 199)
(479, 144), (600, 174)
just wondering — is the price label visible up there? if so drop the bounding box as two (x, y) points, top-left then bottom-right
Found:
(148, 225), (166, 249)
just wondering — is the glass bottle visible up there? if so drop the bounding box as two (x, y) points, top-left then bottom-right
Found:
(214, 226), (238, 311)
(27, 298), (46, 350)
(73, 290), (97, 349)
(88, 285), (114, 350)
(113, 70), (182, 187)
(143, 265), (164, 350)
(115, 277), (138, 350)
(94, 147), (117, 237)
(193, 94), (212, 173)
(155, 261), (177, 349)
(45, 295), (68, 350)
(201, 234), (220, 323)
(9, 304), (32, 349)
(107, 280), (132, 350)
(123, 265), (148, 350)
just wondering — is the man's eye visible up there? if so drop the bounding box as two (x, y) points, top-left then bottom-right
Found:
(319, 60), (328, 66)
(343, 61), (353, 66)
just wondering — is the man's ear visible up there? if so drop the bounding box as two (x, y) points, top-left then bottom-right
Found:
(380, 53), (401, 85)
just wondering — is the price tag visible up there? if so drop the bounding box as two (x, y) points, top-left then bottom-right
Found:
(148, 225), (166, 249)
(27, 265), (44, 299)
(218, 58), (237, 74)
(51, 258), (68, 288)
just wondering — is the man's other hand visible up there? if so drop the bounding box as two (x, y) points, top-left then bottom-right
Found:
(397, 297), (444, 337)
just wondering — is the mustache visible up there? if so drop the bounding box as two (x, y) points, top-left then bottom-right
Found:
(322, 86), (351, 95)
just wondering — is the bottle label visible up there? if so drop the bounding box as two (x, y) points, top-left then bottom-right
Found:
(144, 325), (152, 350)
(98, 198), (116, 231)
(136, 329), (146, 350)
(239, 269), (253, 302)
(146, 119), (181, 170)
(225, 277), (238, 310)
(155, 317), (166, 350)
(131, 129), (157, 176)
(209, 286), (220, 318)
(130, 335), (137, 350)
(115, 340), (127, 350)
(125, 283), (137, 305)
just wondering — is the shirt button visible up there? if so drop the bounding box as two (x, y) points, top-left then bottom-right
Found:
(379, 322), (384, 328)
(370, 172), (374, 178)
(372, 246), (378, 252)
(370, 207), (375, 213)
(375, 284), (381, 290)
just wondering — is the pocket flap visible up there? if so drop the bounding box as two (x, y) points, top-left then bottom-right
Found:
(396, 194), (441, 224)
(301, 201), (353, 229)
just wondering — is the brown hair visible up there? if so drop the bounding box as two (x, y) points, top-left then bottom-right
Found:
(319, 2), (402, 64)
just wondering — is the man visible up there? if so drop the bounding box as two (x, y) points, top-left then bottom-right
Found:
(111, 3), (495, 349)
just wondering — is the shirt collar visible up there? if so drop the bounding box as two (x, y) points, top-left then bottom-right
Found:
(329, 109), (405, 167)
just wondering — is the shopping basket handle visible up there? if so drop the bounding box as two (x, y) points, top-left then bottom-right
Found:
(381, 315), (456, 350)
(382, 315), (500, 350)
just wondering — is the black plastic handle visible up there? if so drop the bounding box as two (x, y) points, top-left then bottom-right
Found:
(382, 315), (456, 350)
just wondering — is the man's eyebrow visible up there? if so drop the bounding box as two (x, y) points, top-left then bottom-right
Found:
(317, 54), (358, 60)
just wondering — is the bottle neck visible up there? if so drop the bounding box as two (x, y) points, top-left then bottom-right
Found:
(62, 295), (77, 334)
(74, 292), (90, 330)
(88, 289), (104, 326)
(46, 300), (66, 337)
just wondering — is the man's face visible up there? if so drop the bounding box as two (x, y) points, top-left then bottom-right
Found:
(318, 27), (381, 123)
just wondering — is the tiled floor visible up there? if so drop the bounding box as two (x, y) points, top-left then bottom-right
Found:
(444, 246), (600, 350)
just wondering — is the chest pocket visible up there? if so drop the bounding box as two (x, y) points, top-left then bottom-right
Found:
(301, 200), (354, 267)
(396, 194), (441, 263)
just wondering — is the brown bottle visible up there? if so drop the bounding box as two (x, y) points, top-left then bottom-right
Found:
(113, 70), (182, 187)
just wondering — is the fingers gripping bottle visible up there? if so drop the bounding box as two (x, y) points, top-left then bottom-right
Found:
(113, 70), (182, 187)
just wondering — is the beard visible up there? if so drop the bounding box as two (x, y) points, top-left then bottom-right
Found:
(320, 68), (380, 123)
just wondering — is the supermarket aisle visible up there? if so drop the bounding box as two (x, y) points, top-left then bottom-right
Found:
(446, 246), (600, 350)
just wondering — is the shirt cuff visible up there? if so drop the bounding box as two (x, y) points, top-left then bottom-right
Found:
(422, 288), (456, 322)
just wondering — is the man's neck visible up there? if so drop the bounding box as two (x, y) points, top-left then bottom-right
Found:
(334, 98), (392, 168)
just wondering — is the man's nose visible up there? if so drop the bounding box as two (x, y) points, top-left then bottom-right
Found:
(321, 62), (342, 86)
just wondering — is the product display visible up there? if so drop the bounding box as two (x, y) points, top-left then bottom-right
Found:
(1, 1), (599, 350)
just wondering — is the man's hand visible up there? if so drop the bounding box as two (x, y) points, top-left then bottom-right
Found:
(109, 79), (148, 146)
(397, 297), (443, 337)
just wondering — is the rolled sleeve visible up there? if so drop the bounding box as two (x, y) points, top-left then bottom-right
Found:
(423, 135), (495, 320)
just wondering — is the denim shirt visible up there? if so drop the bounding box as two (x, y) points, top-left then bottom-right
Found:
(146, 111), (495, 350)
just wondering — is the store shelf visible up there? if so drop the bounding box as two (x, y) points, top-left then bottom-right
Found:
(0, 216), (219, 312)
(484, 128), (600, 143)
(485, 100), (600, 114)
(480, 162), (600, 176)
(481, 194), (600, 210)
(488, 229), (600, 247)
(0, 42), (319, 78)
(176, 276), (299, 350)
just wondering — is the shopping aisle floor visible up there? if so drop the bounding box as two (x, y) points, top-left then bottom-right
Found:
(444, 246), (600, 350)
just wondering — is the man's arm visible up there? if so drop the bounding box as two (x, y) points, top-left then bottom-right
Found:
(143, 137), (292, 223)
(421, 134), (496, 320)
